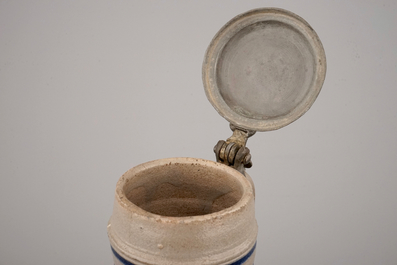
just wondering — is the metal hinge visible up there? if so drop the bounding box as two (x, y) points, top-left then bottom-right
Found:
(213, 124), (256, 174)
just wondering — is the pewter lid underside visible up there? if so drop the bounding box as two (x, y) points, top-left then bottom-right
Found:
(203, 8), (326, 132)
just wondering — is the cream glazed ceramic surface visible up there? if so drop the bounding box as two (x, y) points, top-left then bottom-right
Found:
(107, 157), (257, 265)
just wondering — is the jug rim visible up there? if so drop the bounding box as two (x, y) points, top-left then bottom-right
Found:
(114, 157), (254, 224)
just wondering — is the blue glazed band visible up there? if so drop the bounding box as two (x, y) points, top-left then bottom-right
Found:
(111, 247), (135, 265)
(229, 242), (257, 265)
(111, 242), (256, 265)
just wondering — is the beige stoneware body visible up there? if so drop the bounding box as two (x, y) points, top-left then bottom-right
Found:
(107, 157), (257, 265)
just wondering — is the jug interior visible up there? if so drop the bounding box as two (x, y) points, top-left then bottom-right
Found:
(122, 162), (244, 217)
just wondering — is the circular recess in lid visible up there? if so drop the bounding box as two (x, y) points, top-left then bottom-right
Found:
(203, 8), (326, 131)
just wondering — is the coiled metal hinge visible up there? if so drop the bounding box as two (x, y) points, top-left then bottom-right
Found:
(214, 124), (256, 174)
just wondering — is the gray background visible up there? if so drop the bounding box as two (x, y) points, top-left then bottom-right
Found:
(1, 1), (396, 264)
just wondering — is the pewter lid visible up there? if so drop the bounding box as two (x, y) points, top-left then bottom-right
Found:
(203, 8), (326, 132)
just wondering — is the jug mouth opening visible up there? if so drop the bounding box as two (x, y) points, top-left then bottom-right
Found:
(117, 158), (248, 218)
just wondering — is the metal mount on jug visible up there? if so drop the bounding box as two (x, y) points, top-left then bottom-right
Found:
(213, 124), (255, 174)
(203, 8), (327, 174)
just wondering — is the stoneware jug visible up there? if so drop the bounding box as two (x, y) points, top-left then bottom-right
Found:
(108, 7), (326, 265)
(108, 158), (257, 265)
